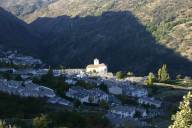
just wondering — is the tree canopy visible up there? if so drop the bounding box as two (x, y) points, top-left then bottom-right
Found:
(169, 91), (192, 128)
(158, 64), (170, 82)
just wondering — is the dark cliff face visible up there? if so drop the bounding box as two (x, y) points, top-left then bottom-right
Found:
(0, 7), (40, 56)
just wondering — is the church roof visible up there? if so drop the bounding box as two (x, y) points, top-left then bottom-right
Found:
(86, 63), (107, 68)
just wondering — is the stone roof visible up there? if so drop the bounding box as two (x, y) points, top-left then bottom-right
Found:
(139, 97), (162, 105)
(111, 106), (135, 113)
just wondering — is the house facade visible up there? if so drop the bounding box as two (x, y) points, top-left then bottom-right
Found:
(108, 86), (123, 95)
(65, 86), (109, 104)
(111, 106), (136, 118)
(86, 58), (108, 73)
(138, 97), (162, 108)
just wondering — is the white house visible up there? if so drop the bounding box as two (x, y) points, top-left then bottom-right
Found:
(89, 89), (109, 103)
(65, 87), (90, 103)
(138, 97), (162, 108)
(124, 87), (148, 98)
(86, 58), (108, 73)
(48, 97), (72, 106)
(111, 106), (136, 118)
(108, 86), (123, 95)
(65, 79), (77, 85)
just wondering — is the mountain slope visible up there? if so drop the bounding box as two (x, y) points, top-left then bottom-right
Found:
(30, 11), (192, 75)
(0, 0), (192, 75)
(0, 0), (55, 17)
(0, 7), (40, 55)
(21, 0), (192, 62)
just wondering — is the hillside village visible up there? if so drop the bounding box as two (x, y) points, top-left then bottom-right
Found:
(0, 49), (191, 128)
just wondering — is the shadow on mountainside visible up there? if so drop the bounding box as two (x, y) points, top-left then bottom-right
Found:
(0, 7), (41, 56)
(30, 11), (192, 76)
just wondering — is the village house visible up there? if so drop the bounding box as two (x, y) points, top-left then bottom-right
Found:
(138, 97), (162, 108)
(13, 69), (48, 77)
(0, 68), (16, 73)
(108, 86), (123, 95)
(125, 77), (146, 84)
(65, 86), (90, 103)
(21, 75), (31, 80)
(0, 49), (42, 67)
(11, 55), (42, 66)
(108, 95), (122, 106)
(0, 79), (56, 98)
(65, 86), (109, 104)
(136, 108), (148, 118)
(65, 79), (77, 85)
(52, 69), (65, 76)
(111, 106), (136, 118)
(38, 86), (56, 98)
(48, 96), (73, 106)
(64, 69), (85, 77)
(0, 80), (23, 95)
(0, 58), (11, 64)
(86, 58), (108, 73)
(88, 88), (109, 103)
(123, 86), (148, 98)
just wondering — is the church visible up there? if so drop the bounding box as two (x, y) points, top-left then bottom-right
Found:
(86, 58), (108, 73)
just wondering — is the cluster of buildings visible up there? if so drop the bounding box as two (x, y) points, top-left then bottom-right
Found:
(104, 79), (148, 98)
(0, 51), (164, 126)
(66, 86), (109, 104)
(0, 50), (42, 66)
(138, 97), (162, 108)
(0, 79), (55, 98)
(110, 106), (147, 118)
(48, 96), (73, 107)
(0, 79), (72, 107)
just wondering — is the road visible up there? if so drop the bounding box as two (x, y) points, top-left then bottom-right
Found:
(154, 82), (192, 90)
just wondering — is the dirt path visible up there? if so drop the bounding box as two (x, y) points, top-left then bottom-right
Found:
(154, 82), (192, 90)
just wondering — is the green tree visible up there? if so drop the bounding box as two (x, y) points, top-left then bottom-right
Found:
(99, 100), (109, 109)
(0, 120), (6, 128)
(116, 71), (124, 79)
(76, 80), (95, 89)
(127, 71), (134, 77)
(47, 67), (54, 78)
(99, 83), (108, 93)
(60, 65), (65, 74)
(145, 72), (155, 86)
(157, 64), (170, 82)
(15, 75), (22, 81)
(74, 100), (81, 107)
(33, 114), (48, 128)
(88, 96), (94, 104)
(41, 67), (54, 83)
(169, 91), (192, 128)
(176, 74), (182, 80)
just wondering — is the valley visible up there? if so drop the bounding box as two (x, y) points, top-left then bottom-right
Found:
(0, 0), (191, 127)
(0, 0), (192, 75)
